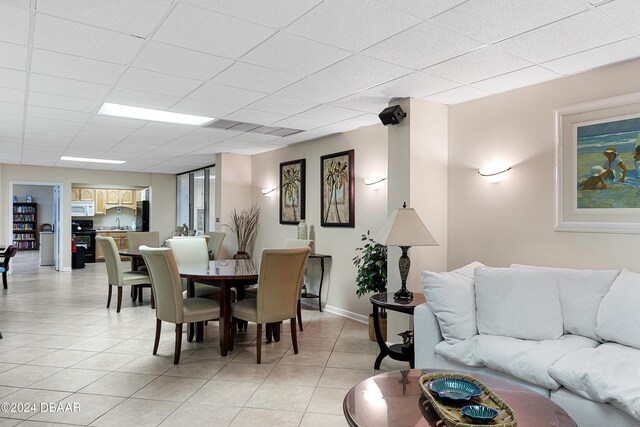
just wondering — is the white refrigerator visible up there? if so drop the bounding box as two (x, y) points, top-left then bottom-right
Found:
(39, 232), (54, 266)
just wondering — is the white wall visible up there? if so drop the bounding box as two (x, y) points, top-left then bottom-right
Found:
(1, 165), (175, 269)
(13, 184), (54, 229)
(252, 125), (388, 319)
(448, 57), (640, 270)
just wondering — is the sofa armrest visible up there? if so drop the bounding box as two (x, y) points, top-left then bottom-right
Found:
(414, 302), (443, 368)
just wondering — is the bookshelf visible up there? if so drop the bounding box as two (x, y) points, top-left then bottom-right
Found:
(13, 202), (38, 250)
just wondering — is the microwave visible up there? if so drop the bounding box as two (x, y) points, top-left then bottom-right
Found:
(71, 201), (95, 217)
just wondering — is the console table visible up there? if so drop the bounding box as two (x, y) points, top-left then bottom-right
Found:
(301, 253), (331, 312)
(370, 292), (426, 369)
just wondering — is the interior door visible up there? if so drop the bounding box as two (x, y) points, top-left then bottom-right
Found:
(53, 185), (61, 271)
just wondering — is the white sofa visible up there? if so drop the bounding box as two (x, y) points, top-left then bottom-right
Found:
(414, 262), (640, 427)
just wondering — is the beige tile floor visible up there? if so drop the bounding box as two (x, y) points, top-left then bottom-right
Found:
(0, 252), (407, 426)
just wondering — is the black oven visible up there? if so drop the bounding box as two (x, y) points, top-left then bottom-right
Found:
(72, 219), (96, 263)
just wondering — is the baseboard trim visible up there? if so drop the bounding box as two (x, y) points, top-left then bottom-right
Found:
(323, 304), (368, 324)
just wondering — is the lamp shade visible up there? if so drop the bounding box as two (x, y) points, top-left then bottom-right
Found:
(376, 207), (439, 247)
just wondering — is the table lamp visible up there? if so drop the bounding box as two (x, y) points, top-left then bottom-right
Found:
(377, 203), (438, 301)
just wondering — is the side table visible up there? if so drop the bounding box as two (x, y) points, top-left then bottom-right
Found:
(370, 292), (426, 369)
(300, 253), (331, 312)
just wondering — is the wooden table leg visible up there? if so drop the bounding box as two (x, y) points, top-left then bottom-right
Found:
(220, 284), (230, 356)
(187, 279), (195, 343)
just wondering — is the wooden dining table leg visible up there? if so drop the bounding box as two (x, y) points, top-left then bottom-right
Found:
(187, 278), (196, 342)
(220, 283), (230, 356)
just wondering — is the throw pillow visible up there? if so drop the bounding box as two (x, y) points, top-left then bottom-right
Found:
(596, 268), (640, 349)
(421, 261), (483, 344)
(475, 266), (563, 340)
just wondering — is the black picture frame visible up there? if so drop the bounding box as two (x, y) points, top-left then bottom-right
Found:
(279, 158), (306, 224)
(321, 149), (354, 227)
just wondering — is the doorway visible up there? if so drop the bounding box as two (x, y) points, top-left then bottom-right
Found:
(8, 181), (64, 272)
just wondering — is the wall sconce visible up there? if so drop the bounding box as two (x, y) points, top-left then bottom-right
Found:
(261, 187), (276, 197)
(478, 167), (512, 183)
(364, 176), (387, 190)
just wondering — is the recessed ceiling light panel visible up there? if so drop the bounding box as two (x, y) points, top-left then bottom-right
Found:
(60, 156), (126, 165)
(97, 102), (214, 126)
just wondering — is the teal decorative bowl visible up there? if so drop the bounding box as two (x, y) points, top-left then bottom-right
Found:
(460, 405), (499, 424)
(428, 378), (482, 400)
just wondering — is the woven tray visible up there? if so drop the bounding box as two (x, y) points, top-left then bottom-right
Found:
(419, 372), (517, 427)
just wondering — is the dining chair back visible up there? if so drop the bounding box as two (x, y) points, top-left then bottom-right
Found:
(140, 245), (221, 364)
(231, 247), (310, 363)
(96, 235), (152, 313)
(1, 245), (18, 289)
(204, 231), (226, 260)
(166, 237), (220, 300)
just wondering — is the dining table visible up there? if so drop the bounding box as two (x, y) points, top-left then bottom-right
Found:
(119, 248), (258, 356)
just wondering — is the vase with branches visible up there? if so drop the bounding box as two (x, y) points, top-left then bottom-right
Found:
(229, 204), (260, 259)
(353, 230), (387, 341)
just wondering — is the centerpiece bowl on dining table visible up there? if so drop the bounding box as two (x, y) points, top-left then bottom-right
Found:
(429, 378), (483, 400)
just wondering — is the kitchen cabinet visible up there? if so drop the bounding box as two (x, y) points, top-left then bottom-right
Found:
(80, 189), (95, 201)
(96, 231), (129, 261)
(119, 190), (134, 207)
(95, 189), (106, 215)
(72, 189), (80, 201)
(106, 190), (119, 205)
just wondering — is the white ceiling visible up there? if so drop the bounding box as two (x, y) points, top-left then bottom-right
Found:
(1, 0), (640, 174)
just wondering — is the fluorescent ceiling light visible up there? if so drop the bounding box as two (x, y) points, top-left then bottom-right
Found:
(60, 156), (126, 165)
(97, 102), (214, 126)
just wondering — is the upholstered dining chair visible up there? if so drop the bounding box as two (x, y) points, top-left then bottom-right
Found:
(96, 236), (153, 313)
(139, 246), (221, 364)
(126, 231), (159, 302)
(1, 245), (18, 289)
(284, 239), (314, 331)
(230, 247), (310, 364)
(204, 231), (226, 260)
(165, 237), (221, 300)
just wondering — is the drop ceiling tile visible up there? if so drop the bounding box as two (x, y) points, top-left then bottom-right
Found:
(0, 123), (22, 137)
(134, 42), (233, 81)
(30, 49), (125, 85)
(422, 85), (489, 104)
(0, 136), (22, 147)
(169, 99), (237, 119)
(137, 122), (197, 138)
(296, 105), (363, 122)
(29, 74), (111, 100)
(241, 32), (352, 75)
(322, 113), (380, 132)
(331, 93), (391, 114)
(375, 0), (468, 19)
(33, 14), (143, 65)
(121, 133), (173, 146)
(0, 101), (24, 115)
(433, 0), (587, 44)
(597, 0), (640, 34)
(271, 116), (325, 130)
(223, 108), (288, 125)
(0, 41), (27, 70)
(36, 0), (172, 38)
(0, 68), (25, 90)
(230, 133), (280, 143)
(72, 135), (121, 146)
(363, 22), (484, 70)
(117, 68), (203, 98)
(0, 4), (29, 45)
(25, 116), (83, 135)
(80, 123), (137, 138)
(0, 86), (26, 104)
(0, 1), (29, 9)
(276, 77), (357, 103)
(211, 62), (302, 93)
(314, 55), (412, 93)
(170, 128), (236, 144)
(188, 83), (267, 107)
(495, 11), (631, 63)
(0, 112), (22, 124)
(471, 66), (560, 93)
(27, 106), (90, 123)
(153, 3), (275, 58)
(286, 0), (420, 52)
(23, 139), (68, 148)
(85, 115), (147, 129)
(21, 143), (65, 152)
(424, 46), (531, 84)
(370, 72), (460, 98)
(247, 95), (318, 116)
(543, 38), (640, 75)
(190, 144), (225, 154)
(105, 87), (181, 110)
(22, 132), (71, 142)
(28, 91), (100, 112)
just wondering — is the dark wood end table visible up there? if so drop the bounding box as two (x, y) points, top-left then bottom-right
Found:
(300, 253), (331, 312)
(343, 369), (577, 427)
(370, 292), (426, 369)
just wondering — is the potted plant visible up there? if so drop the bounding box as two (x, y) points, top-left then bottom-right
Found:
(229, 204), (260, 259)
(353, 230), (388, 341)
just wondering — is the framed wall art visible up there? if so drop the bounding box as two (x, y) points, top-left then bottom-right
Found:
(321, 149), (354, 227)
(279, 158), (305, 224)
(556, 91), (640, 233)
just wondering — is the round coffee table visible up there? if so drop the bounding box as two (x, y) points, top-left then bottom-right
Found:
(343, 369), (576, 427)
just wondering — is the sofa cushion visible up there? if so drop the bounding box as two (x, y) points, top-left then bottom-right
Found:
(512, 264), (619, 341)
(474, 267), (563, 340)
(421, 261), (484, 344)
(434, 336), (483, 367)
(596, 269), (640, 349)
(549, 343), (640, 421)
(475, 334), (599, 390)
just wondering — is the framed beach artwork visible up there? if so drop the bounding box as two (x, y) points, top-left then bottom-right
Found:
(556, 92), (640, 233)
(321, 149), (354, 227)
(279, 159), (305, 224)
